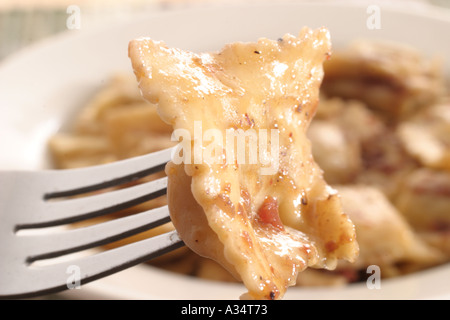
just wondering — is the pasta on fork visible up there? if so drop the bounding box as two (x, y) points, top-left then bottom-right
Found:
(129, 27), (359, 300)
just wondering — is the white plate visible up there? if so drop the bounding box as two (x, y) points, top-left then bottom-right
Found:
(1, 1), (449, 300)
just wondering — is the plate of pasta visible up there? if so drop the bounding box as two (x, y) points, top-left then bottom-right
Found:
(0, 1), (449, 300)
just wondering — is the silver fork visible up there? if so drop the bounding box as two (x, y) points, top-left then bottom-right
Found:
(0, 147), (184, 299)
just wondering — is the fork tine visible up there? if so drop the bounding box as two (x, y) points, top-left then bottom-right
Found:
(0, 230), (183, 299)
(23, 206), (171, 263)
(68, 230), (183, 283)
(43, 147), (174, 199)
(18, 176), (168, 229)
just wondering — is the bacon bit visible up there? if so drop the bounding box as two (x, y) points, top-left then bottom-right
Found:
(301, 194), (308, 205)
(223, 182), (231, 194)
(258, 196), (284, 230)
(234, 158), (239, 170)
(269, 285), (281, 300)
(269, 291), (276, 300)
(244, 113), (254, 127)
(325, 240), (338, 253)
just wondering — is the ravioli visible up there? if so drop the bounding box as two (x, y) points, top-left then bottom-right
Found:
(129, 28), (358, 299)
(321, 40), (445, 122)
(335, 185), (443, 274)
(397, 100), (450, 171)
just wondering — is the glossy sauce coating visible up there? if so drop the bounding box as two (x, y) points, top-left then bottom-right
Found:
(129, 28), (358, 299)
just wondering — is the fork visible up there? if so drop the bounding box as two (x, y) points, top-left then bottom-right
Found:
(0, 147), (184, 299)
